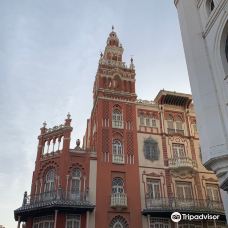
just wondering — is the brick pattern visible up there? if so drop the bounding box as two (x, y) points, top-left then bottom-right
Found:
(127, 132), (134, 155)
(103, 101), (109, 119)
(102, 129), (110, 154)
(126, 104), (133, 122)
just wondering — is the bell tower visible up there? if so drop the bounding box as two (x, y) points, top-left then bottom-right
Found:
(88, 27), (142, 228)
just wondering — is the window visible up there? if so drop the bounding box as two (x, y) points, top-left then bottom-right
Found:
(140, 116), (156, 127)
(206, 185), (220, 202)
(192, 124), (198, 134)
(112, 177), (124, 194)
(167, 115), (174, 129)
(176, 116), (183, 130)
(112, 140), (124, 163)
(151, 117), (156, 127)
(43, 169), (56, 200)
(109, 216), (129, 228)
(178, 224), (202, 228)
(167, 115), (184, 135)
(33, 216), (54, 228)
(146, 117), (150, 126)
(144, 138), (159, 160)
(112, 109), (123, 128)
(147, 179), (161, 199)
(70, 169), (81, 199)
(176, 182), (193, 200)
(149, 218), (170, 228)
(66, 215), (80, 228)
(172, 144), (186, 158)
(140, 116), (144, 125)
(44, 169), (55, 193)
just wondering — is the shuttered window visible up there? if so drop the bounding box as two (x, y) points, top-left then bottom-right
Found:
(144, 138), (159, 160)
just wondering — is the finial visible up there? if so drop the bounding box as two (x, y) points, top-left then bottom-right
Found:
(67, 112), (71, 119)
(130, 57), (133, 63)
(43, 121), (47, 128)
(112, 25), (114, 31)
(100, 52), (103, 58)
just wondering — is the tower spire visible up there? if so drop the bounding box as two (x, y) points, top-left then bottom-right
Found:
(102, 27), (124, 62)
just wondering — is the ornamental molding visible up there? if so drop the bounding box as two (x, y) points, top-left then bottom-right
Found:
(203, 0), (227, 38)
(202, 176), (217, 182)
(171, 170), (194, 179)
(197, 0), (203, 8)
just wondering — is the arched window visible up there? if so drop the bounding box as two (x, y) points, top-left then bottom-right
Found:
(113, 222), (123, 228)
(113, 140), (123, 155)
(70, 168), (81, 199)
(112, 177), (124, 194)
(112, 109), (123, 128)
(112, 140), (124, 163)
(144, 138), (159, 161)
(44, 169), (55, 193)
(110, 216), (129, 228)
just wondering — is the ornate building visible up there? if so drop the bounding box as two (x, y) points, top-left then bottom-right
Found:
(14, 29), (227, 228)
(174, 0), (228, 217)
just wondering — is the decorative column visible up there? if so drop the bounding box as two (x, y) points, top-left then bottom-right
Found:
(54, 210), (58, 228)
(17, 216), (21, 228)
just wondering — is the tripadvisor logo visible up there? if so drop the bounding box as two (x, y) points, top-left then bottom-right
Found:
(171, 212), (181, 223)
(171, 212), (220, 222)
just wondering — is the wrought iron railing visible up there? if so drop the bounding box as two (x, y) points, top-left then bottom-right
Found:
(167, 128), (184, 135)
(112, 154), (125, 164)
(111, 193), (127, 208)
(112, 120), (124, 129)
(22, 189), (89, 206)
(145, 196), (224, 213)
(168, 157), (197, 169)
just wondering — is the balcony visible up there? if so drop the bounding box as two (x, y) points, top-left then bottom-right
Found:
(143, 197), (225, 216)
(14, 189), (95, 222)
(168, 157), (197, 171)
(111, 193), (127, 208)
(167, 128), (184, 136)
(112, 154), (125, 164)
(112, 120), (124, 129)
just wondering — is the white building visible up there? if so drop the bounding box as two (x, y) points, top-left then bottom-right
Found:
(174, 0), (228, 218)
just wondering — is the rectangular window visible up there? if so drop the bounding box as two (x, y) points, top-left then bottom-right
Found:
(149, 217), (170, 228)
(176, 182), (193, 200)
(167, 120), (174, 129)
(33, 216), (54, 228)
(140, 116), (144, 125)
(66, 215), (81, 228)
(146, 118), (150, 127)
(172, 144), (186, 158)
(176, 121), (182, 130)
(206, 184), (220, 202)
(147, 179), (161, 199)
(151, 118), (156, 127)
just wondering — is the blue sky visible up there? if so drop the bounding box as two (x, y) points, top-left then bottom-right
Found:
(0, 0), (190, 227)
